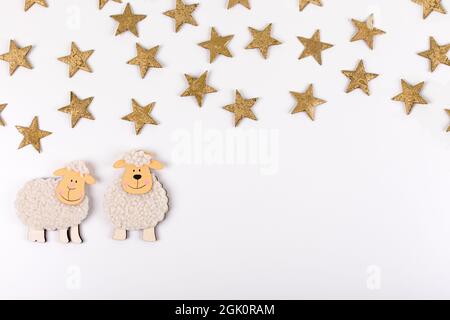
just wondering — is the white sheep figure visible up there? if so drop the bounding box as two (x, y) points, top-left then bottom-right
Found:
(15, 161), (96, 244)
(104, 150), (169, 242)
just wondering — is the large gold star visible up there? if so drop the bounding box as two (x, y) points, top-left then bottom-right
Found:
(418, 37), (450, 72)
(351, 14), (385, 50)
(342, 60), (378, 95)
(299, 0), (322, 11)
(99, 0), (121, 10)
(199, 28), (234, 63)
(111, 3), (147, 37)
(246, 24), (282, 59)
(298, 30), (333, 65)
(58, 42), (94, 78)
(392, 80), (428, 115)
(446, 109), (450, 132)
(164, 0), (199, 33)
(290, 85), (326, 120)
(127, 44), (162, 78)
(24, 0), (47, 11)
(122, 99), (158, 135)
(0, 40), (33, 75)
(16, 116), (52, 153)
(412, 0), (446, 19)
(181, 71), (217, 107)
(224, 90), (258, 127)
(0, 104), (7, 126)
(227, 0), (250, 9)
(58, 92), (95, 128)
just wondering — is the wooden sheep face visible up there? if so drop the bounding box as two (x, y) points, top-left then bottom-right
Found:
(113, 159), (164, 195)
(54, 168), (96, 205)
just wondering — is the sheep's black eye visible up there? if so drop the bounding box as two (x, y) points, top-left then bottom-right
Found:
(133, 169), (135, 172)
(75, 180), (78, 183)
(70, 179), (73, 182)
(139, 169), (141, 172)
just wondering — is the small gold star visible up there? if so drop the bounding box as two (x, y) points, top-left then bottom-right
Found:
(224, 90), (258, 127)
(99, 0), (122, 10)
(392, 80), (428, 115)
(299, 0), (322, 11)
(246, 24), (282, 59)
(0, 40), (33, 75)
(350, 14), (385, 50)
(122, 99), (158, 135)
(418, 37), (450, 72)
(412, 0), (446, 19)
(342, 60), (379, 95)
(446, 109), (450, 132)
(291, 85), (326, 120)
(0, 104), (7, 126)
(24, 0), (47, 11)
(127, 43), (162, 78)
(164, 0), (199, 33)
(199, 27), (234, 63)
(58, 92), (95, 128)
(58, 42), (94, 78)
(111, 3), (147, 37)
(298, 30), (333, 65)
(181, 71), (217, 107)
(227, 0), (250, 9)
(16, 116), (52, 153)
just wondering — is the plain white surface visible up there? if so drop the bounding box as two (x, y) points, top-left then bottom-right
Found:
(0, 0), (449, 299)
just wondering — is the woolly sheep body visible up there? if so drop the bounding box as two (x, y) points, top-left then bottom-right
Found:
(104, 175), (169, 230)
(16, 178), (89, 230)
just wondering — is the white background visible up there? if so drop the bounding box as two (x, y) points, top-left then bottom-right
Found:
(0, 0), (449, 299)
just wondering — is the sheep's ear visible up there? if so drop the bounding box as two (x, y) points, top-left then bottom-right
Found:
(149, 160), (164, 170)
(84, 174), (96, 185)
(53, 168), (67, 177)
(113, 160), (126, 168)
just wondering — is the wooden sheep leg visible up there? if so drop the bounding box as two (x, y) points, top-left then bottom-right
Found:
(143, 228), (156, 242)
(59, 229), (69, 244)
(113, 229), (127, 241)
(70, 225), (83, 244)
(28, 228), (45, 243)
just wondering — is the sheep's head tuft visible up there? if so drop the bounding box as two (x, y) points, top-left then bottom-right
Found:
(54, 161), (96, 206)
(113, 150), (164, 195)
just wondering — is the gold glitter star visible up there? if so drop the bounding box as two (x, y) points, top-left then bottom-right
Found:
(392, 80), (428, 115)
(351, 14), (385, 50)
(127, 43), (162, 78)
(16, 116), (52, 153)
(298, 30), (333, 65)
(224, 90), (258, 127)
(246, 24), (282, 59)
(290, 85), (326, 120)
(24, 0), (47, 11)
(299, 0), (322, 11)
(199, 27), (234, 63)
(0, 104), (7, 126)
(164, 0), (199, 33)
(412, 0), (446, 19)
(58, 42), (94, 78)
(446, 109), (450, 132)
(0, 40), (33, 75)
(181, 71), (217, 107)
(99, 0), (122, 10)
(227, 0), (250, 9)
(122, 99), (158, 135)
(58, 92), (95, 128)
(418, 37), (450, 72)
(342, 60), (378, 95)
(111, 3), (147, 37)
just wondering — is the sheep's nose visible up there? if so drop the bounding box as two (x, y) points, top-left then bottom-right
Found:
(133, 174), (142, 180)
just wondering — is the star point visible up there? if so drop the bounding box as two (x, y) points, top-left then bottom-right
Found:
(299, 0), (322, 11)
(127, 43), (162, 78)
(298, 30), (333, 65)
(412, 0), (446, 19)
(122, 99), (158, 135)
(227, 0), (251, 9)
(58, 42), (94, 78)
(446, 109), (450, 132)
(181, 71), (217, 107)
(418, 37), (450, 72)
(99, 0), (122, 10)
(291, 84), (326, 120)
(16, 116), (52, 153)
(224, 91), (258, 127)
(0, 104), (7, 127)
(392, 80), (428, 115)
(164, 0), (199, 33)
(342, 60), (379, 95)
(24, 0), (48, 11)
(111, 3), (147, 37)
(0, 40), (33, 75)
(58, 92), (95, 128)
(350, 14), (386, 50)
(245, 23), (282, 59)
(199, 27), (234, 63)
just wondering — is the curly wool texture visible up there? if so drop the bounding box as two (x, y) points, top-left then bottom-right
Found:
(123, 150), (152, 167)
(104, 175), (169, 230)
(16, 178), (89, 230)
(66, 160), (90, 175)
